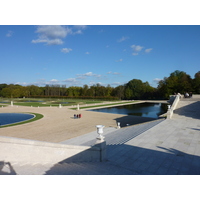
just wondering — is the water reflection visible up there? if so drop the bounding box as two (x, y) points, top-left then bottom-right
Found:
(90, 103), (168, 119)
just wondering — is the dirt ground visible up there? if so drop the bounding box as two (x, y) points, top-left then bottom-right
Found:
(0, 105), (156, 143)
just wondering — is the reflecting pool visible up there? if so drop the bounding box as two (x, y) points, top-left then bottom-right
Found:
(0, 113), (35, 126)
(90, 103), (168, 118)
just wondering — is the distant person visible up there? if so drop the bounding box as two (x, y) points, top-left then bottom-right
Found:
(189, 92), (193, 98)
(184, 92), (189, 98)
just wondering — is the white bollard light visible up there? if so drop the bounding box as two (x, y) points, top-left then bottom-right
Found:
(117, 122), (121, 129)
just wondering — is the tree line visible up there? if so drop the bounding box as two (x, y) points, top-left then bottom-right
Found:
(0, 70), (200, 100)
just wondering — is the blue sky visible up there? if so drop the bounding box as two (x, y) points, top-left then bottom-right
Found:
(1, 25), (200, 88)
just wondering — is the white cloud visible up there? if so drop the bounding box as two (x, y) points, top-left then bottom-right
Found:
(145, 48), (153, 53)
(15, 82), (28, 86)
(84, 72), (93, 76)
(25, 78), (60, 86)
(85, 52), (90, 54)
(131, 45), (153, 55)
(32, 25), (72, 45)
(113, 72), (120, 75)
(116, 58), (123, 62)
(50, 79), (58, 82)
(63, 78), (81, 86)
(44, 79), (60, 85)
(64, 78), (77, 82)
(36, 25), (71, 38)
(6, 30), (13, 37)
(117, 36), (129, 42)
(89, 81), (102, 86)
(71, 25), (87, 35)
(74, 30), (83, 34)
(61, 48), (72, 53)
(32, 38), (64, 45)
(107, 71), (120, 75)
(153, 78), (162, 83)
(77, 72), (101, 78)
(110, 82), (122, 86)
(32, 25), (87, 45)
(131, 44), (144, 52)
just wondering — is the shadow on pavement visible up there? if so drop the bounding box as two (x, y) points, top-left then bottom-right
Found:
(106, 144), (200, 175)
(114, 115), (158, 128)
(174, 101), (200, 120)
(0, 161), (17, 175)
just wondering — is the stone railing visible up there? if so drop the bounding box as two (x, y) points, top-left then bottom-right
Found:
(0, 136), (106, 164)
(167, 95), (180, 119)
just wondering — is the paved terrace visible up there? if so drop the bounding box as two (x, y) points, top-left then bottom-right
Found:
(1, 98), (200, 175)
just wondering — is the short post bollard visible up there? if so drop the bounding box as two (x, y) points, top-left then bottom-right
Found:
(96, 125), (105, 140)
(117, 122), (120, 129)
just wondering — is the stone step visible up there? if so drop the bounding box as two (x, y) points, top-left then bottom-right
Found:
(81, 119), (165, 147)
(102, 119), (165, 146)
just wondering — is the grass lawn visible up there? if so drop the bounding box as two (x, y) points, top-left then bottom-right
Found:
(0, 98), (115, 107)
(70, 101), (138, 110)
(0, 98), (138, 110)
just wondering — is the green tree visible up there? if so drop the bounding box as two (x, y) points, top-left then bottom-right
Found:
(157, 70), (193, 98)
(167, 70), (192, 93)
(27, 85), (43, 97)
(114, 85), (125, 100)
(193, 71), (200, 93)
(125, 79), (146, 99)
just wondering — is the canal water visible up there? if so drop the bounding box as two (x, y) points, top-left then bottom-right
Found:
(90, 102), (168, 119)
(0, 113), (35, 126)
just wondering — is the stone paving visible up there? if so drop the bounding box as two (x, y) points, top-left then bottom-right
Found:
(0, 98), (200, 175)
(107, 99), (200, 175)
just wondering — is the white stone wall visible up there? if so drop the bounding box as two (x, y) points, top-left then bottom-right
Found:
(0, 136), (105, 164)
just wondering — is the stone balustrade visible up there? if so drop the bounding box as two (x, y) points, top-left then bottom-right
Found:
(0, 136), (106, 164)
